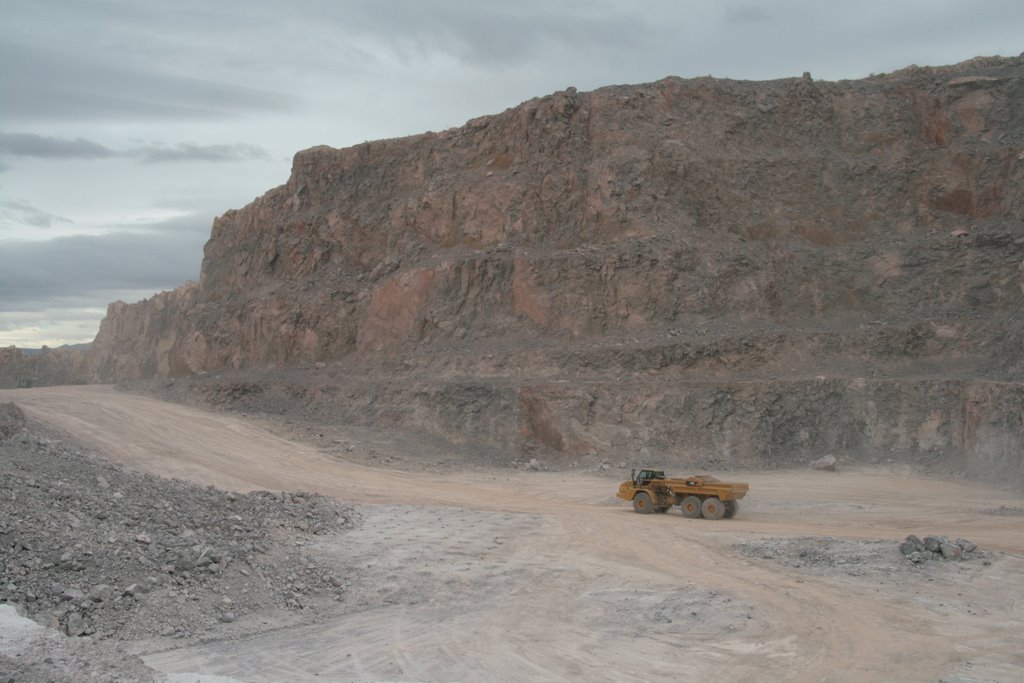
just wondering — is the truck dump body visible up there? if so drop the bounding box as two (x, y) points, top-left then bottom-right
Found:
(617, 470), (749, 519)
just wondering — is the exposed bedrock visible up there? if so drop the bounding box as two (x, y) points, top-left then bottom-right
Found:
(84, 56), (1024, 482)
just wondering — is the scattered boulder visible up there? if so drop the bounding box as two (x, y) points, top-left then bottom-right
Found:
(939, 541), (962, 560)
(87, 584), (113, 603)
(809, 455), (837, 471)
(898, 535), (925, 556)
(955, 538), (977, 553)
(61, 587), (85, 602)
(64, 611), (86, 636)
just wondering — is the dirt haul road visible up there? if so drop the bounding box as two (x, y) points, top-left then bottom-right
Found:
(5, 385), (1024, 682)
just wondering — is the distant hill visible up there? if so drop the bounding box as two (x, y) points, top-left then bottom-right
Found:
(18, 343), (93, 356)
(1, 344), (91, 388)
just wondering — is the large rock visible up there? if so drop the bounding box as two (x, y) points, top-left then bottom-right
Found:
(64, 611), (86, 636)
(899, 535), (925, 556)
(810, 455), (837, 471)
(955, 538), (978, 553)
(87, 584), (113, 603)
(939, 541), (962, 560)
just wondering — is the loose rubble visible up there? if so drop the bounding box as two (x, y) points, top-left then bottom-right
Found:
(0, 604), (160, 683)
(0, 425), (358, 643)
(898, 534), (980, 564)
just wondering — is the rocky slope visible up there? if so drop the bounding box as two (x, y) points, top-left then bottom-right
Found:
(0, 424), (354, 641)
(84, 56), (1024, 482)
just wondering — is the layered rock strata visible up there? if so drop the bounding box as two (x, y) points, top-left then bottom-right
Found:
(87, 57), (1024, 481)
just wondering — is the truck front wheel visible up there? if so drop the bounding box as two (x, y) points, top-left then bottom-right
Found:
(724, 500), (739, 519)
(633, 492), (654, 514)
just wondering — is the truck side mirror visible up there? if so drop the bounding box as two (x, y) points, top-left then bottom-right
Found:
(630, 469), (637, 484)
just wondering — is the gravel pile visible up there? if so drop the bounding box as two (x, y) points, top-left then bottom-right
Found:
(0, 604), (158, 683)
(1, 424), (358, 642)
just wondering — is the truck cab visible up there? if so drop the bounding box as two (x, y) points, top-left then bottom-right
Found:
(632, 469), (666, 486)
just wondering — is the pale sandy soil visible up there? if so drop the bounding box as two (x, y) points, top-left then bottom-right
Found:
(3, 385), (1023, 682)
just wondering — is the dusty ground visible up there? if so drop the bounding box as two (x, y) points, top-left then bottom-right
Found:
(2, 385), (1023, 682)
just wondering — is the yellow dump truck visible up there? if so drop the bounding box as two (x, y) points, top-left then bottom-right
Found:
(617, 469), (749, 519)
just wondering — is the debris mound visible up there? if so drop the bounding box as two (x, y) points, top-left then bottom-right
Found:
(0, 430), (358, 641)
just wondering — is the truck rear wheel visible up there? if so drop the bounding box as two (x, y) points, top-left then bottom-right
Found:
(701, 497), (725, 520)
(724, 500), (739, 519)
(680, 495), (702, 518)
(633, 492), (654, 514)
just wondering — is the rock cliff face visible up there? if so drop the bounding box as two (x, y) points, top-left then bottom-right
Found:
(89, 56), (1024, 483)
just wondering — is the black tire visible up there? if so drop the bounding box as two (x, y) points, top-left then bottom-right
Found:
(724, 500), (739, 519)
(701, 497), (725, 520)
(680, 495), (702, 518)
(633, 492), (654, 514)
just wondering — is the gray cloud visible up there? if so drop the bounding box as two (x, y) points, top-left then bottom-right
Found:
(0, 131), (271, 166)
(0, 217), (208, 310)
(134, 143), (271, 164)
(0, 198), (73, 229)
(0, 40), (292, 123)
(0, 132), (114, 159)
(106, 213), (215, 235)
(725, 5), (774, 25)
(329, 0), (656, 67)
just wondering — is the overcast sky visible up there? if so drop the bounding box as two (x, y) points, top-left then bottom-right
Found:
(1, 0), (1020, 347)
